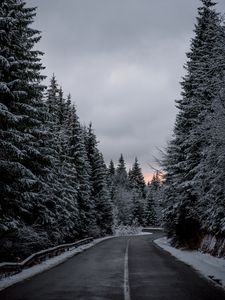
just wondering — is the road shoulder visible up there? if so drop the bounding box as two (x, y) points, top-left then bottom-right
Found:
(154, 237), (225, 289)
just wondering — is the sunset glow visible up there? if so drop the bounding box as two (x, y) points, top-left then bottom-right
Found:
(144, 173), (154, 184)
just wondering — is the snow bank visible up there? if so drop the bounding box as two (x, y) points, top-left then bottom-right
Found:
(138, 231), (153, 235)
(113, 226), (153, 236)
(113, 225), (143, 236)
(144, 227), (163, 230)
(0, 236), (113, 291)
(155, 237), (225, 289)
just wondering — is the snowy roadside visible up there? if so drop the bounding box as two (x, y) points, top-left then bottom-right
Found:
(0, 236), (114, 291)
(154, 237), (225, 289)
(113, 225), (154, 236)
(144, 227), (163, 230)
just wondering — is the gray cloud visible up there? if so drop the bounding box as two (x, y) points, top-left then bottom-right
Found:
(27, 0), (225, 178)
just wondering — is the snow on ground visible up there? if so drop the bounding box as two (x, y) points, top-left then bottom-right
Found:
(138, 232), (153, 235)
(0, 236), (114, 291)
(113, 225), (143, 236)
(144, 227), (163, 230)
(155, 237), (225, 289)
(113, 225), (152, 236)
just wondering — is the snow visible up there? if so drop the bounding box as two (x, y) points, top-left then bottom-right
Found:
(113, 225), (143, 236)
(113, 225), (153, 236)
(155, 237), (225, 289)
(0, 236), (114, 291)
(138, 232), (153, 235)
(144, 227), (163, 230)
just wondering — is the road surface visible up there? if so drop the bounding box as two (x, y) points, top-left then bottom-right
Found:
(1, 231), (225, 300)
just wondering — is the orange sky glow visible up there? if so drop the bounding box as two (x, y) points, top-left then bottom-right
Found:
(144, 173), (154, 184)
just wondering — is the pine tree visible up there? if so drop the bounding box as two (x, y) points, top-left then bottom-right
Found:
(115, 154), (128, 186)
(107, 160), (116, 200)
(144, 189), (157, 226)
(108, 160), (116, 177)
(163, 0), (225, 248)
(196, 85), (225, 236)
(67, 106), (94, 237)
(0, 0), (56, 260)
(192, 5), (225, 239)
(131, 190), (145, 226)
(128, 158), (146, 225)
(113, 155), (133, 225)
(84, 124), (113, 236)
(57, 87), (66, 126)
(144, 172), (162, 226)
(46, 74), (59, 116)
(129, 157), (146, 198)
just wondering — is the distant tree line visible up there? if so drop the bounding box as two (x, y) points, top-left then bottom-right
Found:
(107, 155), (163, 229)
(163, 0), (225, 254)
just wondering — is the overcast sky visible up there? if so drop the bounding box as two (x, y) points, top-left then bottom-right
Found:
(27, 0), (224, 181)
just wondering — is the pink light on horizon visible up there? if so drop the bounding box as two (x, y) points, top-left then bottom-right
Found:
(144, 173), (154, 184)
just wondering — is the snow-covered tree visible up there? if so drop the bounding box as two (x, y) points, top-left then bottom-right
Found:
(0, 0), (57, 260)
(129, 157), (146, 198)
(107, 160), (116, 201)
(115, 154), (128, 186)
(113, 155), (133, 225)
(84, 124), (113, 236)
(44, 77), (79, 244)
(67, 106), (94, 237)
(144, 189), (157, 226)
(163, 0), (225, 248)
(144, 172), (163, 226)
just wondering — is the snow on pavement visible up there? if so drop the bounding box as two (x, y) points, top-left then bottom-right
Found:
(155, 237), (225, 289)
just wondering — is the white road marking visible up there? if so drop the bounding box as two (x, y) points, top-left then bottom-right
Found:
(124, 239), (131, 300)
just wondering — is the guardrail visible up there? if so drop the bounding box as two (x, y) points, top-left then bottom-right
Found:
(0, 237), (93, 279)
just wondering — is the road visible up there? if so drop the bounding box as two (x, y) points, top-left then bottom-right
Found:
(1, 231), (225, 300)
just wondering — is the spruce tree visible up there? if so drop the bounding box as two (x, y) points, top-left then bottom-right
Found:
(163, 0), (225, 247)
(129, 157), (146, 198)
(84, 124), (113, 235)
(128, 158), (146, 225)
(0, 0), (56, 260)
(144, 172), (162, 226)
(46, 74), (59, 116)
(115, 154), (128, 186)
(144, 189), (157, 226)
(108, 160), (116, 177)
(45, 78), (80, 243)
(113, 155), (134, 225)
(107, 160), (116, 201)
(67, 106), (94, 237)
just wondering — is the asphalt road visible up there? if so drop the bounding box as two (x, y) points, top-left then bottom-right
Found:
(1, 232), (225, 300)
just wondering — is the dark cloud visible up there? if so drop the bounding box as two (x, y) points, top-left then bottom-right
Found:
(27, 0), (225, 177)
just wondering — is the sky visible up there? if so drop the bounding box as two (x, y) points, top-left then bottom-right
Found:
(27, 0), (224, 182)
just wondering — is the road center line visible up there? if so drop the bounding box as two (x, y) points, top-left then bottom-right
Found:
(124, 239), (131, 300)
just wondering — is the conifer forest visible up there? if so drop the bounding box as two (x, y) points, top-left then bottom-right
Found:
(0, 1), (225, 296)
